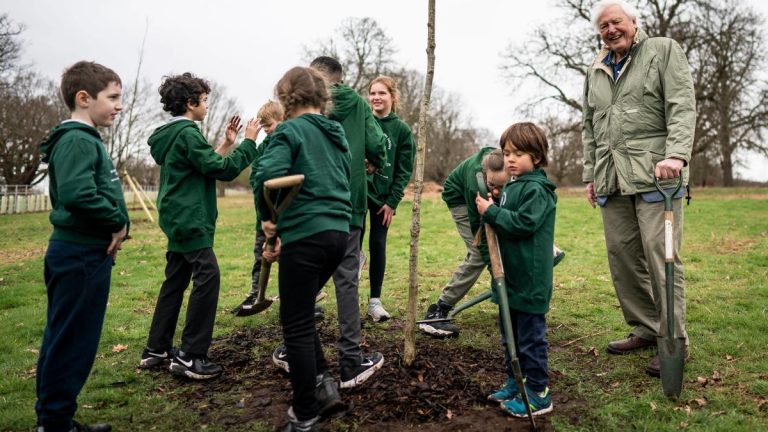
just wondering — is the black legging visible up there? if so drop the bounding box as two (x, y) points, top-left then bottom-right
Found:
(363, 199), (389, 298)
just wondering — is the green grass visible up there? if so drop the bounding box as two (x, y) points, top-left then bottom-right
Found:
(1, 189), (767, 431)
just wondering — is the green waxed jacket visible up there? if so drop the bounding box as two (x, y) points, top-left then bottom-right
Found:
(582, 29), (696, 196)
(253, 113), (351, 246)
(482, 169), (557, 315)
(367, 112), (415, 209)
(328, 83), (387, 228)
(40, 121), (129, 246)
(149, 118), (257, 252)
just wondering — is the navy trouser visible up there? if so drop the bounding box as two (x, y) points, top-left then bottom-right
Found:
(146, 248), (220, 356)
(36, 240), (113, 431)
(363, 199), (390, 298)
(279, 230), (347, 421)
(499, 309), (549, 392)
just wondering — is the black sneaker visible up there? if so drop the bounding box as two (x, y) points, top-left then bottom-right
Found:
(138, 347), (176, 369)
(169, 351), (222, 380)
(315, 371), (345, 417)
(272, 344), (290, 373)
(418, 303), (460, 338)
(340, 352), (384, 389)
(71, 421), (112, 432)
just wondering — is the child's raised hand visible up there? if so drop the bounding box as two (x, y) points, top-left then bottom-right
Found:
(475, 192), (494, 215)
(245, 118), (262, 141)
(224, 115), (243, 145)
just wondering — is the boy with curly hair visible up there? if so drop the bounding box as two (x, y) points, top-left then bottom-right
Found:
(139, 73), (259, 379)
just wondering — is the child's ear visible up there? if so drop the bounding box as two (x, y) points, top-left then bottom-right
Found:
(74, 90), (90, 108)
(534, 155), (542, 166)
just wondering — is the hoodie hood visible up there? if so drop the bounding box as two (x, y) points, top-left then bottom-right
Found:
(377, 111), (400, 123)
(516, 168), (557, 198)
(40, 121), (101, 163)
(298, 113), (349, 153)
(148, 119), (199, 164)
(328, 83), (359, 122)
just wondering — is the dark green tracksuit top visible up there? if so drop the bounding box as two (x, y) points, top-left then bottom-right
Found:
(253, 113), (352, 246)
(148, 118), (257, 253)
(249, 134), (272, 232)
(328, 83), (387, 228)
(441, 147), (496, 263)
(39, 121), (129, 246)
(482, 169), (557, 315)
(367, 112), (415, 210)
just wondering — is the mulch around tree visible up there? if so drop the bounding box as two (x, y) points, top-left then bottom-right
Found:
(150, 319), (589, 431)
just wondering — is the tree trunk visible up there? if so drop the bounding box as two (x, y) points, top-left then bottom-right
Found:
(404, 0), (436, 367)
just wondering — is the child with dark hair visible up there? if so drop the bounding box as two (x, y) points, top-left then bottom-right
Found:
(231, 100), (285, 315)
(305, 56), (387, 389)
(254, 66), (352, 432)
(363, 75), (415, 322)
(36, 60), (128, 432)
(476, 121), (557, 418)
(139, 72), (259, 380)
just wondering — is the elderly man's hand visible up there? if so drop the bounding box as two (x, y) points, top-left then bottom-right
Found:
(585, 182), (597, 208)
(655, 157), (685, 180)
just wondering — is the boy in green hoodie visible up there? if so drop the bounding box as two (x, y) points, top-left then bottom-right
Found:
(36, 60), (128, 432)
(231, 100), (284, 316)
(306, 56), (387, 389)
(476, 122), (556, 418)
(139, 73), (259, 380)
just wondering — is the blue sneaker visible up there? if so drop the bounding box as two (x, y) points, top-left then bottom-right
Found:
(487, 378), (519, 403)
(500, 385), (553, 417)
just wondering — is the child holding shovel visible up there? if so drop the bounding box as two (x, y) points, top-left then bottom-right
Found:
(254, 66), (352, 432)
(476, 122), (556, 417)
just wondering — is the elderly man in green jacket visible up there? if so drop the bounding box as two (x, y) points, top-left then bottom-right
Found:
(582, 0), (695, 377)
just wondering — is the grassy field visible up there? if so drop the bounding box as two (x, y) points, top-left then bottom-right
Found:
(1, 188), (767, 431)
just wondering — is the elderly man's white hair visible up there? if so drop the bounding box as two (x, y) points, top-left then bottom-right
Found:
(591, 0), (642, 33)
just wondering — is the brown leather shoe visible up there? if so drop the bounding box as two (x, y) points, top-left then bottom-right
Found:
(645, 350), (690, 377)
(606, 334), (656, 355)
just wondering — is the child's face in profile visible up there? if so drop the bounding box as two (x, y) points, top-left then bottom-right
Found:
(261, 119), (281, 135)
(86, 81), (122, 127)
(485, 169), (510, 199)
(503, 141), (539, 177)
(187, 93), (209, 122)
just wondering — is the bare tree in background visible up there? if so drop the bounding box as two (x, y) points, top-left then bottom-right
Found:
(0, 14), (24, 79)
(689, 0), (768, 186)
(305, 17), (396, 93)
(0, 71), (66, 185)
(404, 0), (436, 367)
(500, 0), (768, 186)
(200, 81), (242, 196)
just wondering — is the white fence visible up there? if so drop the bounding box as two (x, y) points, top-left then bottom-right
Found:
(0, 184), (248, 215)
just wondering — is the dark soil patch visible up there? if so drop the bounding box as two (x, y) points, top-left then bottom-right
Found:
(156, 320), (589, 431)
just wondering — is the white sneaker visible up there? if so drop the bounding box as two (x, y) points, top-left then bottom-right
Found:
(367, 298), (391, 322)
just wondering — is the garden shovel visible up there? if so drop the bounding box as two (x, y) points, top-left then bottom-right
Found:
(655, 176), (685, 398)
(477, 173), (536, 430)
(234, 174), (304, 317)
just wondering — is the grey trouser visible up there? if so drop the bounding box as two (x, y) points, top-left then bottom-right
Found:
(332, 227), (363, 366)
(600, 195), (688, 343)
(438, 205), (487, 306)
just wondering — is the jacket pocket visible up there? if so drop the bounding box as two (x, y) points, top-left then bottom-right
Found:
(625, 137), (666, 188)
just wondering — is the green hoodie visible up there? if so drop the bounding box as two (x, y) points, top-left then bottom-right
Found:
(367, 112), (415, 209)
(254, 113), (351, 246)
(442, 147), (496, 262)
(482, 168), (557, 315)
(39, 121), (129, 246)
(148, 118), (257, 252)
(328, 83), (387, 228)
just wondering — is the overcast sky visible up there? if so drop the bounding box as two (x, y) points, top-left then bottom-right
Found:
(5, 0), (767, 181)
